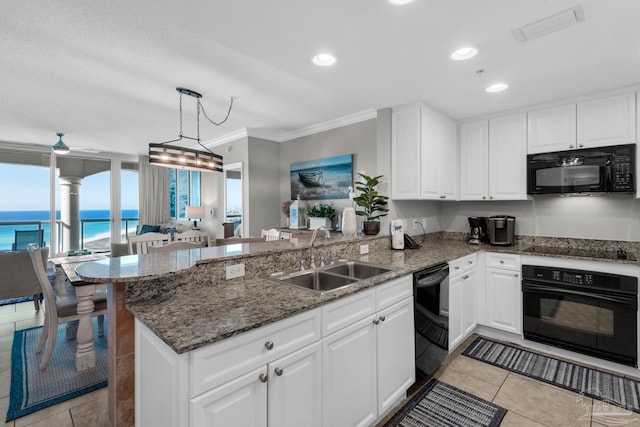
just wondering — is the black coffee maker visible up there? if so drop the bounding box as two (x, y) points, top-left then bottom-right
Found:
(467, 217), (488, 244)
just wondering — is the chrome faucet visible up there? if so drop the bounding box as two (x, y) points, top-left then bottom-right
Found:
(309, 226), (331, 268)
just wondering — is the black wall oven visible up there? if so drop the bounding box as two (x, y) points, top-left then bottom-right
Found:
(522, 265), (638, 367)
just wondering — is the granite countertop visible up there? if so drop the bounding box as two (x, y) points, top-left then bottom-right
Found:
(76, 234), (640, 354)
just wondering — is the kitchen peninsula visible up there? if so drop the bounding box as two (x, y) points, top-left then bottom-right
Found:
(76, 233), (640, 427)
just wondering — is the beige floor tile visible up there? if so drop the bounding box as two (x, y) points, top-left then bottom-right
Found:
(0, 368), (10, 399)
(0, 311), (40, 326)
(13, 303), (37, 314)
(436, 368), (500, 402)
(0, 396), (15, 427)
(500, 411), (548, 426)
(70, 395), (108, 427)
(0, 305), (16, 316)
(442, 354), (509, 387)
(19, 411), (73, 427)
(0, 323), (14, 338)
(494, 373), (591, 427)
(14, 317), (43, 331)
(590, 399), (640, 426)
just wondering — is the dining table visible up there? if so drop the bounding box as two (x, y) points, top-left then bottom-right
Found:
(50, 253), (109, 372)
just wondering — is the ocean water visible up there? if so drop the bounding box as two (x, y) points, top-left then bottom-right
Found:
(0, 209), (138, 251)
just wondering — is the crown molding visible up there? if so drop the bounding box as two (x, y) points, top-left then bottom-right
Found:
(204, 108), (378, 147)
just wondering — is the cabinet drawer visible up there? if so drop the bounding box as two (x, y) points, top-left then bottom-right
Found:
(322, 289), (376, 337)
(190, 308), (321, 397)
(449, 254), (476, 278)
(376, 275), (412, 311)
(485, 252), (520, 271)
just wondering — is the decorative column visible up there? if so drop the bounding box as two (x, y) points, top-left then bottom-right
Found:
(58, 176), (82, 251)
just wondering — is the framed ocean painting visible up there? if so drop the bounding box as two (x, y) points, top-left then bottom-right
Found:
(290, 154), (353, 200)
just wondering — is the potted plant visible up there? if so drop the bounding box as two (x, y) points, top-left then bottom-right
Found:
(352, 173), (389, 235)
(304, 202), (336, 230)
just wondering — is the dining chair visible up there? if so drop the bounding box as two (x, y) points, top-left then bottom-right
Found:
(28, 246), (107, 370)
(173, 230), (211, 247)
(261, 228), (281, 241)
(12, 229), (45, 251)
(147, 241), (206, 253)
(128, 232), (171, 254)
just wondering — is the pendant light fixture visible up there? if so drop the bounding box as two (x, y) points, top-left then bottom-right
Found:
(51, 132), (70, 154)
(149, 87), (234, 173)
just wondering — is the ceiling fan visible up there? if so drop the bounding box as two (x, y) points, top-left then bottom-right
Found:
(51, 133), (101, 154)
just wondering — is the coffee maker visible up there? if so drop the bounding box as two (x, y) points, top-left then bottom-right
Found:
(487, 215), (515, 246)
(467, 217), (488, 244)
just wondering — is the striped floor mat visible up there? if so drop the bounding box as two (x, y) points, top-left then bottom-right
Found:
(383, 379), (506, 427)
(463, 337), (640, 413)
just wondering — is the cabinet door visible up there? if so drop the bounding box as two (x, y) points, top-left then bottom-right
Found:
(462, 270), (476, 338)
(392, 105), (421, 199)
(376, 297), (415, 416)
(459, 120), (489, 200)
(527, 104), (577, 154)
(269, 342), (321, 427)
(438, 114), (458, 200)
(190, 366), (267, 427)
(486, 268), (522, 334)
(578, 93), (636, 148)
(322, 316), (377, 427)
(420, 106), (458, 200)
(448, 274), (464, 350)
(489, 113), (528, 200)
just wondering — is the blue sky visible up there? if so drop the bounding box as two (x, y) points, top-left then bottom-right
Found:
(0, 164), (138, 211)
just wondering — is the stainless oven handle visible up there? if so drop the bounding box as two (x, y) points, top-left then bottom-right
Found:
(523, 282), (637, 307)
(416, 270), (449, 288)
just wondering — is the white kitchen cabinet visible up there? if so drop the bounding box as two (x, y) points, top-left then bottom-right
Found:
(392, 103), (457, 200)
(459, 113), (527, 201)
(484, 253), (522, 335)
(135, 308), (322, 427)
(322, 275), (414, 427)
(448, 254), (476, 350)
(527, 104), (577, 154)
(578, 93), (636, 148)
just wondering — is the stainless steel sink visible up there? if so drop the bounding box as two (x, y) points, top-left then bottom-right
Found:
(265, 260), (394, 294)
(322, 260), (394, 279)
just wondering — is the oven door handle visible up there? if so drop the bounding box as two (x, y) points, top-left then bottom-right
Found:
(523, 283), (637, 307)
(416, 270), (449, 288)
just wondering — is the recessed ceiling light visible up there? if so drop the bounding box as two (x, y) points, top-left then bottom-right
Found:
(388, 0), (415, 5)
(450, 47), (478, 61)
(486, 83), (509, 93)
(312, 53), (336, 66)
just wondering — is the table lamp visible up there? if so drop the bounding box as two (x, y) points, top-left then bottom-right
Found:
(186, 206), (205, 229)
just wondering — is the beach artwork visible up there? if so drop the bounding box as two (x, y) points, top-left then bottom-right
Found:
(290, 154), (353, 200)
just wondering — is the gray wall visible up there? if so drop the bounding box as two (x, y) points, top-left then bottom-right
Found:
(247, 137), (281, 237)
(278, 118), (378, 229)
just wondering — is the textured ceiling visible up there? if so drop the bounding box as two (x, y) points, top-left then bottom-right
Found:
(1, 0), (639, 156)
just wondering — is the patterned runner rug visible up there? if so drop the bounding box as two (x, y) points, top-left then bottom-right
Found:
(6, 319), (107, 421)
(382, 379), (506, 427)
(463, 337), (640, 414)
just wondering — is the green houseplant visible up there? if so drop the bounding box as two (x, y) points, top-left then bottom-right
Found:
(352, 173), (389, 235)
(304, 203), (336, 230)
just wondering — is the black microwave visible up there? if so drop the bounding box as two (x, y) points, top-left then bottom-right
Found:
(527, 144), (635, 195)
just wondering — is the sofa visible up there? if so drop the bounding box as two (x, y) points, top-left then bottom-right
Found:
(0, 249), (49, 310)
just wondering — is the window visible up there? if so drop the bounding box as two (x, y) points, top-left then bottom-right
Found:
(169, 169), (201, 219)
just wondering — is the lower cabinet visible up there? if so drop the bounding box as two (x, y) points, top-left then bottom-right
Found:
(136, 275), (415, 427)
(190, 342), (321, 427)
(485, 267), (522, 334)
(322, 295), (415, 427)
(448, 254), (476, 350)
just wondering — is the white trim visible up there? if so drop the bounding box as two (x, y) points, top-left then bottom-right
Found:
(0, 141), (138, 162)
(203, 108), (378, 146)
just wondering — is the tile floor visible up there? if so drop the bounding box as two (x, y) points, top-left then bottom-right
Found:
(381, 334), (640, 427)
(0, 301), (107, 427)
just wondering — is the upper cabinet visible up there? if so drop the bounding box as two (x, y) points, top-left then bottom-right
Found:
(577, 93), (636, 148)
(527, 104), (576, 154)
(460, 113), (527, 201)
(527, 92), (636, 154)
(391, 103), (457, 200)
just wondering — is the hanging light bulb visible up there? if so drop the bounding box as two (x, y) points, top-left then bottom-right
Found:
(51, 132), (70, 154)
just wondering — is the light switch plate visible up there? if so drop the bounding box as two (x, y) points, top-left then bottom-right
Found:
(360, 244), (369, 254)
(225, 263), (245, 279)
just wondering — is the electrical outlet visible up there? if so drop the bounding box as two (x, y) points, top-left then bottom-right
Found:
(413, 219), (419, 230)
(420, 218), (427, 231)
(225, 263), (245, 279)
(360, 244), (369, 254)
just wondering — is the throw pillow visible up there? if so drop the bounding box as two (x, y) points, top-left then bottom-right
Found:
(138, 224), (160, 235)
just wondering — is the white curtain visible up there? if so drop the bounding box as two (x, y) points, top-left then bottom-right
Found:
(138, 155), (170, 225)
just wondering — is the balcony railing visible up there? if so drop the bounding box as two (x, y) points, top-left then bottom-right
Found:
(0, 218), (138, 253)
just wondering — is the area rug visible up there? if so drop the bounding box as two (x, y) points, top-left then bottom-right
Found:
(463, 337), (640, 413)
(6, 319), (107, 422)
(382, 379), (506, 427)
(0, 296), (34, 307)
